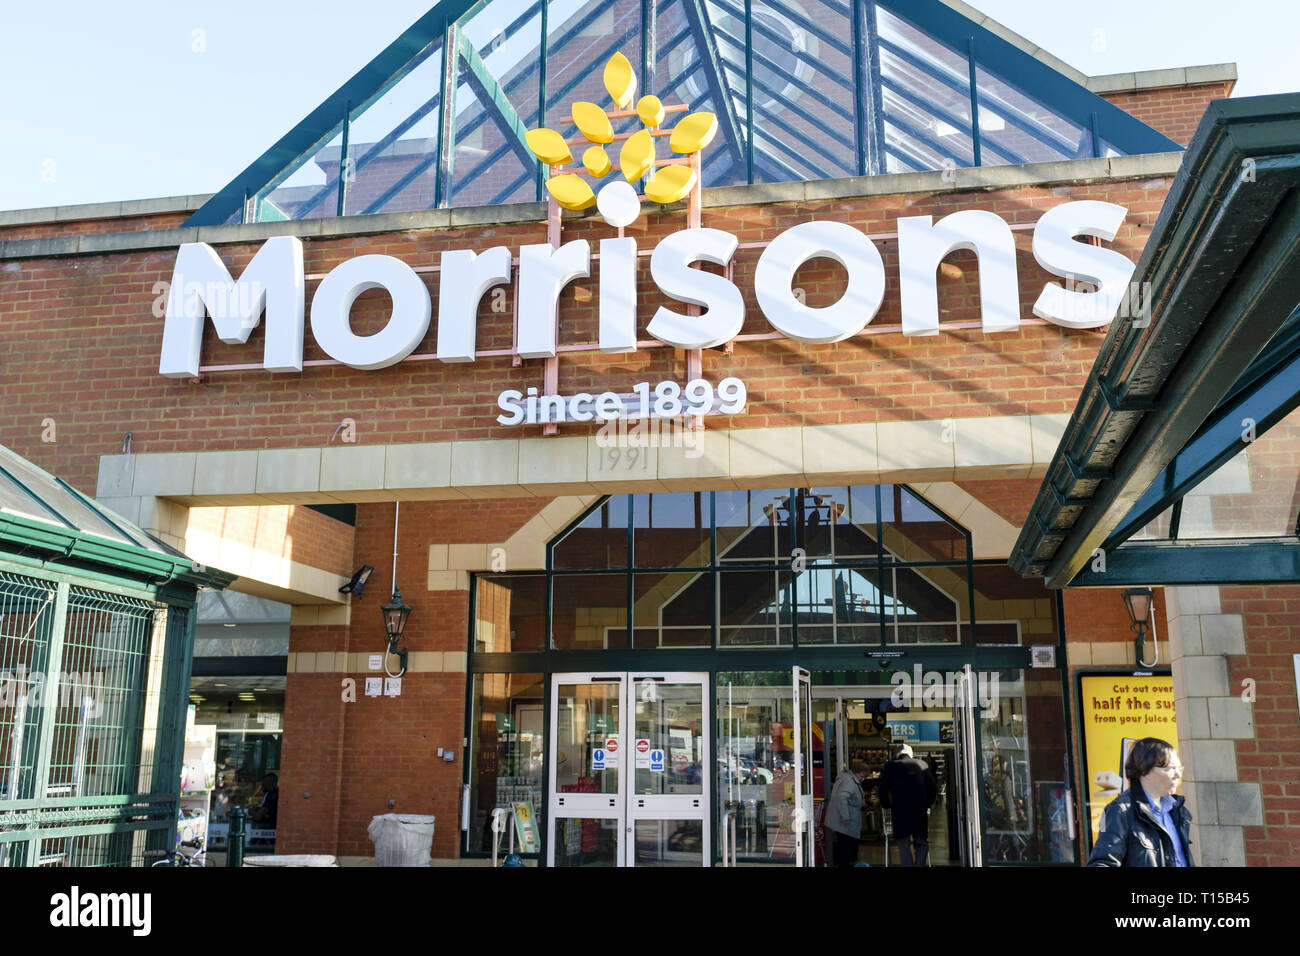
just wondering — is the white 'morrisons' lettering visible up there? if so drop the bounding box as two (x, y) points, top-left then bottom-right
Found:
(754, 220), (886, 343)
(646, 228), (744, 349)
(436, 247), (512, 362)
(599, 237), (639, 353)
(897, 210), (1020, 335)
(1031, 200), (1135, 329)
(159, 236), (304, 378)
(516, 240), (591, 359)
(310, 255), (431, 370)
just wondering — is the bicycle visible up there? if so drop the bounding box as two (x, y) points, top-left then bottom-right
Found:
(145, 837), (206, 868)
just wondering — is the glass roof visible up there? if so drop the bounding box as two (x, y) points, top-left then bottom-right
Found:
(1132, 405), (1300, 543)
(189, 0), (1178, 226)
(0, 444), (174, 558)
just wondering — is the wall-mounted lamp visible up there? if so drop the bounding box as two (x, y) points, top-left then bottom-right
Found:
(380, 585), (412, 678)
(339, 565), (374, 598)
(1122, 586), (1156, 667)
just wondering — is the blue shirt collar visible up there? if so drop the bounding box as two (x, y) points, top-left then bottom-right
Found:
(1145, 792), (1176, 814)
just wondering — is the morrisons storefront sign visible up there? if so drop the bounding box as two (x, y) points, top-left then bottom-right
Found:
(158, 200), (1137, 422)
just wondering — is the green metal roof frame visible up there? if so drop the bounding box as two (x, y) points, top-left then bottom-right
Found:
(185, 0), (1181, 227)
(1012, 92), (1300, 588)
(0, 450), (235, 591)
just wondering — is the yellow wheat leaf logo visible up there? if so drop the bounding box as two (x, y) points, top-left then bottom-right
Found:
(525, 51), (718, 225)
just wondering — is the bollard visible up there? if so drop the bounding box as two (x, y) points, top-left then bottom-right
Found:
(228, 806), (246, 868)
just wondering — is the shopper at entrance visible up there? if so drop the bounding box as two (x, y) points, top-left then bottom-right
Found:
(250, 773), (279, 829)
(879, 744), (937, 866)
(825, 761), (869, 867)
(1087, 738), (1192, 867)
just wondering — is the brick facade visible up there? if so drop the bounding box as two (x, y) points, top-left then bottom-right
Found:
(1100, 81), (1235, 146)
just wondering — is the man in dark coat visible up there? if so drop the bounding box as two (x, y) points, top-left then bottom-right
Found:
(878, 744), (938, 866)
(1087, 737), (1193, 867)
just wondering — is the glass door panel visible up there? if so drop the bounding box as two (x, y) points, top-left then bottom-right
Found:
(549, 674), (625, 867)
(792, 666), (815, 866)
(627, 673), (710, 867)
(954, 664), (983, 866)
(552, 817), (620, 866)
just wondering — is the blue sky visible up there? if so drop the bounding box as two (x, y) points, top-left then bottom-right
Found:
(1, 1), (1295, 212)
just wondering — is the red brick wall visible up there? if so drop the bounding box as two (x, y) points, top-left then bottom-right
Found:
(1219, 585), (1300, 867)
(1099, 82), (1234, 146)
(0, 211), (193, 242)
(188, 505), (355, 578)
(276, 496), (549, 858)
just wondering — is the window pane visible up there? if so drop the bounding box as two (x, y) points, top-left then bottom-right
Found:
(880, 484), (967, 561)
(343, 42), (443, 215)
(716, 489), (793, 563)
(882, 564), (963, 645)
(258, 126), (344, 221)
(799, 486), (880, 560)
(553, 498), (629, 570)
(633, 681), (705, 795)
(874, 4), (975, 172)
(555, 679), (621, 793)
(633, 492), (710, 569)
(1172, 405), (1300, 538)
(633, 819), (704, 866)
(474, 575), (545, 653)
(552, 574), (627, 649)
(745, 0), (857, 180)
(544, 0), (642, 134)
(656, 0), (748, 187)
(975, 65), (1090, 164)
(968, 564), (1058, 646)
(719, 570), (792, 646)
(980, 669), (1077, 864)
(467, 673), (544, 854)
(448, 0), (543, 208)
(633, 572), (711, 648)
(794, 566), (882, 645)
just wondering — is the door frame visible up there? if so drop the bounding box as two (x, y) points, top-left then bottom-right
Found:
(547, 671), (711, 866)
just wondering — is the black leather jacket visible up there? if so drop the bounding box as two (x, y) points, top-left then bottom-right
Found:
(1086, 783), (1194, 867)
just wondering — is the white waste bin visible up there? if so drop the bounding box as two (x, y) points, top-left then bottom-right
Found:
(368, 813), (436, 867)
(243, 855), (338, 867)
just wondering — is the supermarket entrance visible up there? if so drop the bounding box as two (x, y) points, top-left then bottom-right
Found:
(547, 672), (710, 866)
(810, 667), (983, 866)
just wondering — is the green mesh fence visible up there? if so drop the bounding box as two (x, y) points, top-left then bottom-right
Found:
(0, 570), (192, 867)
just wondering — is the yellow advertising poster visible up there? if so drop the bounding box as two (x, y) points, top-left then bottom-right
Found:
(1079, 674), (1178, 843)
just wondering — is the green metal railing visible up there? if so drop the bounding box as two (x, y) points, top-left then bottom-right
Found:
(0, 570), (193, 867)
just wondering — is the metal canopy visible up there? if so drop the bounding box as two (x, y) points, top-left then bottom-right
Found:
(0, 443), (234, 590)
(1011, 93), (1300, 589)
(185, 0), (1179, 226)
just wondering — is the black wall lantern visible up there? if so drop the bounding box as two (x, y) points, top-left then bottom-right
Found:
(380, 585), (412, 677)
(1123, 586), (1155, 667)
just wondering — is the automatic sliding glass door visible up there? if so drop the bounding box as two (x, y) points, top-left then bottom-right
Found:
(548, 672), (710, 866)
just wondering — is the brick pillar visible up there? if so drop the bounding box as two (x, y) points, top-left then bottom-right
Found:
(1164, 585), (1261, 866)
(278, 612), (351, 855)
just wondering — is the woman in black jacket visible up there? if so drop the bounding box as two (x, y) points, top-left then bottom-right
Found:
(1087, 737), (1193, 867)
